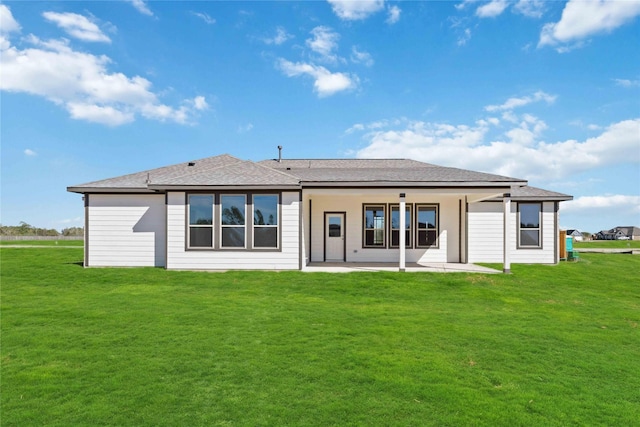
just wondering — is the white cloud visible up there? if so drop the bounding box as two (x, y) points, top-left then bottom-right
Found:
(455, 0), (480, 11)
(0, 5), (21, 34)
(614, 78), (640, 88)
(129, 0), (153, 16)
(353, 116), (640, 182)
(191, 12), (216, 25)
(561, 195), (640, 214)
(327, 0), (385, 20)
(277, 59), (358, 97)
(306, 26), (340, 63)
(238, 123), (254, 133)
(1, 23), (207, 126)
(42, 11), (111, 43)
(24, 148), (37, 156)
(457, 28), (472, 46)
(263, 26), (293, 45)
(485, 91), (556, 112)
(513, 0), (545, 18)
(386, 5), (401, 24)
(351, 47), (374, 67)
(539, 0), (640, 50)
(476, 0), (509, 18)
(192, 96), (208, 110)
(67, 102), (134, 126)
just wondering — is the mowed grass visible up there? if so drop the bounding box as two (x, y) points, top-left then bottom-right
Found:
(0, 240), (84, 246)
(2, 248), (639, 426)
(574, 240), (640, 249)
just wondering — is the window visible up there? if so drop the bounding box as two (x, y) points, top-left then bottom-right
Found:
(188, 195), (214, 248)
(519, 203), (541, 247)
(390, 204), (412, 248)
(363, 205), (385, 247)
(416, 205), (438, 248)
(221, 195), (246, 248)
(253, 194), (279, 248)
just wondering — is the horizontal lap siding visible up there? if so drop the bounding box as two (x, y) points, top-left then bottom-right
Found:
(87, 194), (166, 267)
(166, 192), (300, 270)
(468, 201), (557, 264)
(468, 203), (504, 263)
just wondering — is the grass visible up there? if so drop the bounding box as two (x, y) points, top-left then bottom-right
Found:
(574, 240), (640, 249)
(2, 248), (639, 426)
(0, 240), (84, 246)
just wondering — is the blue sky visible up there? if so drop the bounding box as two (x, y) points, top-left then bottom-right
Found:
(1, 0), (639, 234)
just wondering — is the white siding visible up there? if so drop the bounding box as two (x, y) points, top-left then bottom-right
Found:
(87, 194), (166, 267)
(468, 201), (557, 264)
(166, 192), (300, 270)
(304, 192), (464, 264)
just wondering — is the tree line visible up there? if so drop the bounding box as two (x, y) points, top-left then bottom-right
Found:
(0, 222), (83, 236)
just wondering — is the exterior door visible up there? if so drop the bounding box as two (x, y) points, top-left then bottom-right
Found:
(325, 212), (345, 261)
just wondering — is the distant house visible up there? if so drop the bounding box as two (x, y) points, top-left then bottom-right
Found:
(565, 229), (584, 241)
(67, 154), (573, 271)
(595, 226), (640, 241)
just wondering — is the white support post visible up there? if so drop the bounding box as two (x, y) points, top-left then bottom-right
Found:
(399, 193), (406, 272)
(503, 193), (511, 274)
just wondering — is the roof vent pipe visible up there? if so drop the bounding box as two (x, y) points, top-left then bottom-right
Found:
(278, 146), (283, 162)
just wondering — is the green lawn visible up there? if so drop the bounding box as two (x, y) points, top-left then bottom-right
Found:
(574, 240), (640, 249)
(0, 239), (84, 246)
(2, 248), (639, 426)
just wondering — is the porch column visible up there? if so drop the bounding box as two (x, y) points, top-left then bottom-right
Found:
(503, 193), (511, 274)
(399, 193), (406, 272)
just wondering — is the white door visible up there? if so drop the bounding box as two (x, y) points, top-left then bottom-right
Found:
(325, 213), (345, 261)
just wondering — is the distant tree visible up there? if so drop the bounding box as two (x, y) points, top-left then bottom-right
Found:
(61, 227), (84, 236)
(0, 222), (60, 236)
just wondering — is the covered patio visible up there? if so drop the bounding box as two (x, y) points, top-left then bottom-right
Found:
(303, 262), (501, 273)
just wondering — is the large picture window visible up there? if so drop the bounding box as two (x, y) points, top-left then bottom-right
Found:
(363, 205), (386, 247)
(390, 204), (412, 248)
(519, 203), (541, 247)
(188, 195), (214, 248)
(416, 205), (438, 248)
(253, 194), (279, 248)
(221, 195), (246, 248)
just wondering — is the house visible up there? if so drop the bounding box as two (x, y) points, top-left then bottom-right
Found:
(595, 226), (640, 241)
(565, 229), (584, 241)
(67, 154), (573, 272)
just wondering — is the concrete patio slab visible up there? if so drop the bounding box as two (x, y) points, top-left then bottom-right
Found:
(303, 262), (500, 273)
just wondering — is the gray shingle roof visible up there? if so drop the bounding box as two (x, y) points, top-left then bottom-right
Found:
(484, 185), (573, 201)
(68, 154), (570, 201)
(68, 154), (243, 192)
(258, 158), (436, 169)
(259, 158), (524, 185)
(148, 160), (299, 188)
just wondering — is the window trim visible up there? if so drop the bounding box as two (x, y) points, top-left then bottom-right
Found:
(185, 191), (282, 252)
(187, 194), (215, 249)
(389, 203), (413, 249)
(415, 204), (439, 249)
(220, 194), (247, 249)
(517, 202), (543, 249)
(252, 193), (280, 249)
(362, 204), (387, 248)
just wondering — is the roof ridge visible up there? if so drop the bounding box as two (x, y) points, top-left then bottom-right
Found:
(252, 160), (302, 181)
(148, 154), (243, 184)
